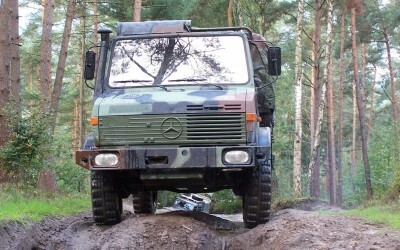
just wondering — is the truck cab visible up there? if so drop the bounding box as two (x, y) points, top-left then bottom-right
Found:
(76, 20), (281, 229)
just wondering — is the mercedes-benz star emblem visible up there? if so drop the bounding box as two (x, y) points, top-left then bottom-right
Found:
(160, 117), (183, 139)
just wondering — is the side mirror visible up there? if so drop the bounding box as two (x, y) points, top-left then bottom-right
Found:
(267, 47), (281, 76)
(84, 51), (96, 80)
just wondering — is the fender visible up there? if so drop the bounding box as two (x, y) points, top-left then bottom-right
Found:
(256, 126), (272, 161)
(83, 132), (96, 150)
(256, 127), (271, 148)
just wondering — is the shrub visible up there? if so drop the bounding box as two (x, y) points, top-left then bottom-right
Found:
(210, 190), (242, 214)
(0, 109), (51, 186)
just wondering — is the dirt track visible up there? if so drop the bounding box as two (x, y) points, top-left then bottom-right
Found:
(1, 200), (400, 249)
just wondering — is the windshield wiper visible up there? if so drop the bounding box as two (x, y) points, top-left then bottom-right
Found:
(113, 80), (153, 83)
(168, 78), (207, 82)
(113, 80), (169, 91)
(168, 78), (223, 90)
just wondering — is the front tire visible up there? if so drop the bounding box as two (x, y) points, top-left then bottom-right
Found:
(91, 171), (122, 225)
(243, 160), (272, 229)
(132, 191), (157, 214)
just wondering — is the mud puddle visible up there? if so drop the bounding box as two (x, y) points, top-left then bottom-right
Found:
(1, 200), (400, 249)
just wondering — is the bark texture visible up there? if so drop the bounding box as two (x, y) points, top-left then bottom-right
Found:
(49, 0), (77, 134)
(133, 0), (142, 22)
(337, 10), (346, 207)
(37, 169), (57, 192)
(325, 0), (336, 205)
(383, 28), (399, 162)
(350, 7), (373, 199)
(39, 0), (55, 113)
(0, 0), (11, 150)
(310, 0), (322, 198)
(293, 0), (305, 197)
(227, 0), (234, 26)
(10, 0), (20, 114)
(308, 0), (334, 196)
(368, 66), (376, 140)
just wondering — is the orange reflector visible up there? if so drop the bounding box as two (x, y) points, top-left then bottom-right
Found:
(91, 117), (99, 126)
(258, 117), (262, 122)
(246, 113), (257, 122)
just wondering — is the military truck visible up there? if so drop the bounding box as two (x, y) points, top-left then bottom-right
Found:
(75, 20), (281, 229)
(172, 194), (211, 213)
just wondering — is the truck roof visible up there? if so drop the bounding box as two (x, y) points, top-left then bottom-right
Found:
(116, 20), (253, 38)
(117, 20), (192, 36)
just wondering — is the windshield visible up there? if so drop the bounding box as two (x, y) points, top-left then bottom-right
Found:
(108, 35), (249, 88)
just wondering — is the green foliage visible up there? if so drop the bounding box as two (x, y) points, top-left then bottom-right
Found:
(52, 126), (90, 193)
(189, 0), (228, 27)
(0, 109), (51, 186)
(272, 69), (295, 198)
(0, 107), (89, 192)
(97, 0), (133, 22)
(14, 0), (400, 209)
(145, 0), (197, 21)
(156, 191), (178, 208)
(54, 159), (89, 193)
(97, 0), (197, 23)
(368, 127), (398, 198)
(210, 190), (242, 214)
(0, 184), (90, 222)
(385, 170), (400, 202)
(345, 204), (400, 229)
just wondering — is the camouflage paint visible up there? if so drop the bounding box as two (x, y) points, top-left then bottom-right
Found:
(76, 21), (273, 193)
(75, 146), (266, 170)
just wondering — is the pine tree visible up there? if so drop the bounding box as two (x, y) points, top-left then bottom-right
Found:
(0, 0), (11, 152)
(348, 0), (373, 199)
(39, 0), (55, 113)
(293, 0), (305, 197)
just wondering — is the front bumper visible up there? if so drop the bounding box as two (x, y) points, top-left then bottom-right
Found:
(75, 146), (261, 170)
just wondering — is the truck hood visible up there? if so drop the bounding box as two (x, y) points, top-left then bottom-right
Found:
(95, 88), (256, 116)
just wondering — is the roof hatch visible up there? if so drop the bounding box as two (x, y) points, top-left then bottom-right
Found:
(117, 20), (191, 36)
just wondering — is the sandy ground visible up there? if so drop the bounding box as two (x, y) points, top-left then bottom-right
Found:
(1, 199), (400, 249)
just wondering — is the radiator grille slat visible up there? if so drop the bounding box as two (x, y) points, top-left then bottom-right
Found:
(99, 113), (246, 146)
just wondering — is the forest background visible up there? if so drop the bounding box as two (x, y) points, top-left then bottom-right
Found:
(1, 0), (400, 212)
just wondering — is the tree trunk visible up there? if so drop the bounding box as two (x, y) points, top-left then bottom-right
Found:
(325, 0), (335, 205)
(236, 0), (244, 26)
(337, 10), (346, 207)
(293, 0), (305, 197)
(350, 7), (373, 199)
(37, 169), (57, 192)
(37, 1), (58, 192)
(40, 0), (55, 113)
(227, 0), (234, 26)
(310, 0), (322, 199)
(93, 0), (99, 76)
(49, 0), (77, 134)
(308, 0), (334, 196)
(383, 27), (399, 162)
(78, 4), (86, 149)
(368, 65), (376, 140)
(10, 0), (20, 114)
(361, 44), (367, 112)
(0, 0), (11, 151)
(73, 99), (79, 151)
(308, 82), (327, 196)
(133, 0), (142, 22)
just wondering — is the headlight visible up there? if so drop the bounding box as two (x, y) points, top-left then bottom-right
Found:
(224, 150), (250, 164)
(94, 153), (118, 166)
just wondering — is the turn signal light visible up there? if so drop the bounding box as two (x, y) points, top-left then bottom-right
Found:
(246, 113), (257, 122)
(91, 117), (99, 126)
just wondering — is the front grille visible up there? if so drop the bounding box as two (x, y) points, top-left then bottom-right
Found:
(98, 113), (246, 146)
(186, 104), (242, 111)
(186, 114), (244, 140)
